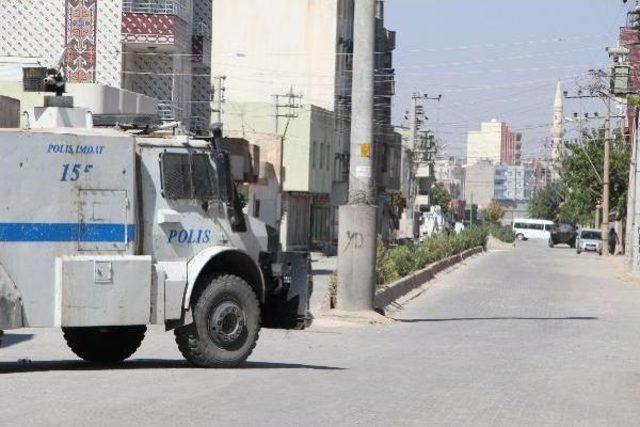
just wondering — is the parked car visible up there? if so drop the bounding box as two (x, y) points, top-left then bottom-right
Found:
(549, 221), (577, 248)
(512, 219), (554, 241)
(576, 229), (603, 255)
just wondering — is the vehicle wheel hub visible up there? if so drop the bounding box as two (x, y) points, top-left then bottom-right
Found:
(208, 301), (246, 346)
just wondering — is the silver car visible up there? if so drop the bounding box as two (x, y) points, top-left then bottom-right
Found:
(576, 229), (603, 255)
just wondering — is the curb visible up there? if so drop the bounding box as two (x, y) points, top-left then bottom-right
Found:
(373, 246), (484, 311)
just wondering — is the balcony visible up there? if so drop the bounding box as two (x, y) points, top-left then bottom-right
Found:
(122, 0), (190, 51)
(191, 21), (211, 65)
(122, 0), (190, 21)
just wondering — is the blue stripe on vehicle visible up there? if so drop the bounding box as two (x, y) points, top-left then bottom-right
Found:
(0, 223), (136, 242)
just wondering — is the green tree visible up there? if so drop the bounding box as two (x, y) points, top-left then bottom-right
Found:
(557, 129), (629, 225)
(484, 200), (504, 224)
(528, 182), (563, 220)
(431, 182), (452, 215)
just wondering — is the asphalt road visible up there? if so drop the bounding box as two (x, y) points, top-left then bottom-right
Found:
(2, 241), (640, 426)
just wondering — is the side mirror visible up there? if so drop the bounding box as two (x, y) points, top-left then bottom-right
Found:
(212, 151), (247, 233)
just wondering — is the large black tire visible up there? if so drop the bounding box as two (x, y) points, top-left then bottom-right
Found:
(548, 239), (555, 248)
(175, 274), (260, 368)
(62, 325), (146, 363)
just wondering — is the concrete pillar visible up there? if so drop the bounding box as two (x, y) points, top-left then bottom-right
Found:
(337, 205), (377, 311)
(336, 0), (377, 311)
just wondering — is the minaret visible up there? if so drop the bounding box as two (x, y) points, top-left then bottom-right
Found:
(550, 81), (564, 179)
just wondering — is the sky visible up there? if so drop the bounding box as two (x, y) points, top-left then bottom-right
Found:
(385, 0), (631, 159)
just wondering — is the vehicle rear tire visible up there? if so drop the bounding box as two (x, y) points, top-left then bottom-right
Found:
(576, 249), (581, 254)
(62, 325), (146, 363)
(548, 239), (554, 248)
(175, 274), (260, 368)
(517, 233), (525, 241)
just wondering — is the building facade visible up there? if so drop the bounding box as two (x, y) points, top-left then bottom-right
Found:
(464, 159), (495, 210)
(434, 157), (465, 200)
(0, 0), (211, 131)
(222, 101), (337, 251)
(213, 0), (398, 247)
(494, 164), (534, 202)
(466, 119), (522, 166)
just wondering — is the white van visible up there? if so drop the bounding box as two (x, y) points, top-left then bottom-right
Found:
(512, 219), (554, 241)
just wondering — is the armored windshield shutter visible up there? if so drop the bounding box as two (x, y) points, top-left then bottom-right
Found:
(161, 153), (192, 199)
(191, 154), (217, 200)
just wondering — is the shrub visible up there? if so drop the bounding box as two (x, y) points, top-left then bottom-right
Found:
(486, 225), (516, 243)
(375, 228), (488, 287)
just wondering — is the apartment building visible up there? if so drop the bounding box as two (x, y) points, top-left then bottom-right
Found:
(466, 119), (522, 166)
(494, 164), (534, 202)
(213, 0), (398, 248)
(0, 0), (211, 131)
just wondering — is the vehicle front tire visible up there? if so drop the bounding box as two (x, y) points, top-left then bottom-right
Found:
(62, 325), (146, 363)
(517, 233), (525, 241)
(175, 274), (261, 368)
(548, 239), (554, 248)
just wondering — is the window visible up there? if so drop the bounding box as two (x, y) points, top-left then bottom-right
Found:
(312, 141), (317, 168)
(253, 199), (261, 218)
(326, 144), (331, 171)
(160, 152), (217, 200)
(319, 142), (324, 170)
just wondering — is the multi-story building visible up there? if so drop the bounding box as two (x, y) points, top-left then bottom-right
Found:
(464, 159), (495, 210)
(395, 126), (437, 239)
(211, 0), (353, 251)
(213, 0), (398, 247)
(494, 164), (534, 202)
(222, 101), (337, 251)
(434, 157), (465, 199)
(0, 0), (211, 131)
(466, 119), (522, 166)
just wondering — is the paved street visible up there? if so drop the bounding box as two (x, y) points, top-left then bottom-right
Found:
(2, 241), (640, 426)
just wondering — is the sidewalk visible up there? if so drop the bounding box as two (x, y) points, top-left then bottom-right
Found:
(309, 252), (337, 314)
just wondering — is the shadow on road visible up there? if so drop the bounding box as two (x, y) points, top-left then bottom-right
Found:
(0, 359), (346, 374)
(394, 316), (598, 323)
(0, 333), (34, 349)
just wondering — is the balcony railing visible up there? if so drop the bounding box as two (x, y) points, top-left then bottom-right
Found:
(192, 21), (210, 38)
(123, 0), (189, 21)
(158, 102), (184, 122)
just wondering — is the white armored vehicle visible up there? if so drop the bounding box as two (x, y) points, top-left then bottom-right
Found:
(0, 96), (312, 367)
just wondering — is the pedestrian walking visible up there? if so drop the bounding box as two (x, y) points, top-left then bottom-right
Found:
(609, 227), (619, 255)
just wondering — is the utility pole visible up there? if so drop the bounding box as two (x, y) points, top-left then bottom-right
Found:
(272, 88), (303, 248)
(602, 96), (612, 255)
(273, 88), (303, 137)
(337, 0), (376, 312)
(406, 93), (441, 238)
(211, 75), (226, 125)
(564, 85), (612, 254)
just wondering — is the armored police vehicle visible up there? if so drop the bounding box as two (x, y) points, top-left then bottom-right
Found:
(0, 96), (311, 367)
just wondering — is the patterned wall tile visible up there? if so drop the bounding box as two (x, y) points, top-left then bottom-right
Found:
(0, 0), (66, 67)
(65, 0), (97, 83)
(96, 0), (123, 87)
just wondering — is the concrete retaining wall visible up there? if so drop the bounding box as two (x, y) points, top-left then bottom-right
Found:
(374, 246), (484, 310)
